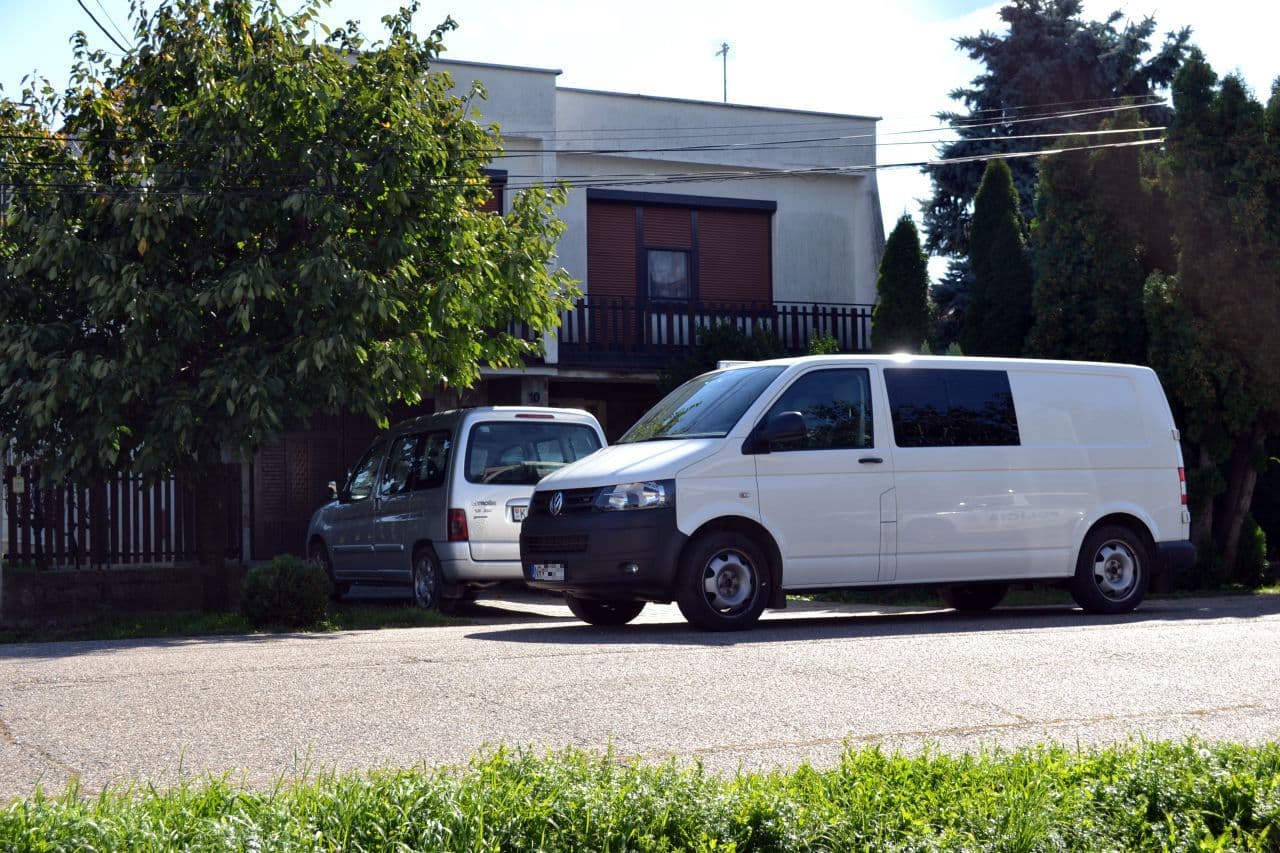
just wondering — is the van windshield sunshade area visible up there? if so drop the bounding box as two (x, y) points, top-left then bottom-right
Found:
(465, 422), (603, 485)
(619, 366), (785, 443)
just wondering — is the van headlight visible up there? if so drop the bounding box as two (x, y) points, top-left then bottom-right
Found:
(594, 480), (675, 511)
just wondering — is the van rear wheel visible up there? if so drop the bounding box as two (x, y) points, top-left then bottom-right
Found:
(940, 583), (1008, 612)
(564, 594), (645, 626)
(1069, 525), (1149, 614)
(676, 532), (770, 631)
(411, 546), (444, 611)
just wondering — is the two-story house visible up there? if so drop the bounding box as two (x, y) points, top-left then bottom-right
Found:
(251, 59), (887, 558)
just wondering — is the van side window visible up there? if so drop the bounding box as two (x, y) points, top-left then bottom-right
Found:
(379, 435), (421, 497)
(344, 438), (387, 502)
(884, 368), (1020, 447)
(764, 368), (873, 451)
(415, 432), (451, 491)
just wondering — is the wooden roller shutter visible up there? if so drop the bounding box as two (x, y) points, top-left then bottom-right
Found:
(697, 209), (772, 304)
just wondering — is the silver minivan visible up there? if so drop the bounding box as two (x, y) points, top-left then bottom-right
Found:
(307, 406), (605, 609)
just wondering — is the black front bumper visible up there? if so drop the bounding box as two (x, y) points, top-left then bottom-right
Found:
(520, 507), (687, 602)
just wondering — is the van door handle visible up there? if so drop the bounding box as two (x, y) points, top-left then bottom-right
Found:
(859, 456), (883, 464)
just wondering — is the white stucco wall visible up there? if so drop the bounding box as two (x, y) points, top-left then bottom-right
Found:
(434, 60), (886, 341)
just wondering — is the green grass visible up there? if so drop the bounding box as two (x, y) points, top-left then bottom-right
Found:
(0, 601), (457, 645)
(2, 740), (1278, 850)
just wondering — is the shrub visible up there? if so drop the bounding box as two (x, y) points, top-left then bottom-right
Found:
(239, 554), (331, 629)
(807, 332), (839, 355)
(1238, 514), (1268, 588)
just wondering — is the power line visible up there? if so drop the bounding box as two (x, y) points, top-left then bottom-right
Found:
(75, 0), (130, 54)
(0, 135), (1166, 199)
(92, 0), (134, 49)
(0, 101), (1165, 163)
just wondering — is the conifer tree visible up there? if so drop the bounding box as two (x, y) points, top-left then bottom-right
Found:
(871, 216), (931, 353)
(1027, 113), (1161, 363)
(961, 159), (1033, 356)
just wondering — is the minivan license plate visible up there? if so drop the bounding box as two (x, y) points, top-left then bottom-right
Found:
(531, 563), (564, 581)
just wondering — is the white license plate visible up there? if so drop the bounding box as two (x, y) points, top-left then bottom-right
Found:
(531, 563), (564, 581)
(512, 505), (528, 523)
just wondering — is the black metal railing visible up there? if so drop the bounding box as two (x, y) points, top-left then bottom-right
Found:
(523, 296), (874, 370)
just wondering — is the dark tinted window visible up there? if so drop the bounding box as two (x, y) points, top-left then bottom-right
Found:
(763, 369), (873, 451)
(885, 368), (1019, 447)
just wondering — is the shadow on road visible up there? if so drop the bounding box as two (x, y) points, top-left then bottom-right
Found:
(464, 594), (1280, 648)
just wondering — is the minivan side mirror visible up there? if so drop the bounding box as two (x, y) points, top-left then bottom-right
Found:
(746, 411), (807, 454)
(327, 480), (339, 502)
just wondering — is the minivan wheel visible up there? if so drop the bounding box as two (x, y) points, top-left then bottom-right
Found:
(940, 583), (1008, 612)
(1069, 525), (1149, 614)
(411, 546), (444, 611)
(564, 594), (645, 626)
(676, 532), (770, 631)
(310, 543), (348, 602)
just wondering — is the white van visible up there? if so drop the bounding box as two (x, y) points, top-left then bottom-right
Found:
(307, 406), (605, 609)
(520, 356), (1195, 630)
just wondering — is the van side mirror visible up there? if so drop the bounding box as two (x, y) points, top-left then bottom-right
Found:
(747, 411), (807, 454)
(327, 480), (339, 501)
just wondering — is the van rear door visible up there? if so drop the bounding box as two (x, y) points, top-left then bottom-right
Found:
(459, 416), (604, 563)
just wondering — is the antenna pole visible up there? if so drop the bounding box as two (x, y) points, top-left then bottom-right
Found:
(716, 42), (730, 103)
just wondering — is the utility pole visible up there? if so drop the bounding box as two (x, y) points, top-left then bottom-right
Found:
(715, 42), (730, 103)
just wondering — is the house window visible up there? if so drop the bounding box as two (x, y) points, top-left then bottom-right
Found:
(646, 249), (691, 300)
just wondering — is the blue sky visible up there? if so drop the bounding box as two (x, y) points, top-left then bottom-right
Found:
(2, 0), (1275, 249)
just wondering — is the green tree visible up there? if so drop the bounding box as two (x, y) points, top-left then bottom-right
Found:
(871, 215), (930, 353)
(0, 0), (575, 604)
(1145, 51), (1280, 580)
(961, 159), (1033, 357)
(1027, 112), (1166, 363)
(924, 0), (1189, 259)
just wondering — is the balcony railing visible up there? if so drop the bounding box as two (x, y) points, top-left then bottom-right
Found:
(520, 296), (874, 370)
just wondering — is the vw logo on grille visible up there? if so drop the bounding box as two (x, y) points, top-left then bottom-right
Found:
(549, 491), (565, 516)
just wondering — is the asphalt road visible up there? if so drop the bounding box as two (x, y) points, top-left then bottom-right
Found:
(2, 592), (1279, 802)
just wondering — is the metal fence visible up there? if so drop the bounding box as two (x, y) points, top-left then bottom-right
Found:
(1, 464), (240, 569)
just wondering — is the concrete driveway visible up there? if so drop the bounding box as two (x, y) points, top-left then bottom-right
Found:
(1, 592), (1278, 801)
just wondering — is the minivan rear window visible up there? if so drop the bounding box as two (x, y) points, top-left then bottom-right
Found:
(464, 421), (603, 485)
(619, 365), (786, 443)
(884, 368), (1020, 447)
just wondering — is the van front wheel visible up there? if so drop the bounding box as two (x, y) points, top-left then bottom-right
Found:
(565, 594), (645, 626)
(1069, 526), (1149, 614)
(676, 532), (770, 631)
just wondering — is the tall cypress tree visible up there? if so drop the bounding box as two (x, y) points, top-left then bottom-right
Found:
(871, 216), (931, 353)
(1027, 113), (1160, 364)
(962, 159), (1033, 357)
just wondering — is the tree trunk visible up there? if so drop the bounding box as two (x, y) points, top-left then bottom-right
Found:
(193, 459), (230, 611)
(1190, 444), (1215, 547)
(1219, 423), (1267, 581)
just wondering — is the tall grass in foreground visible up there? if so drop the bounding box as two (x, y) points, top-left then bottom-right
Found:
(3, 740), (1278, 851)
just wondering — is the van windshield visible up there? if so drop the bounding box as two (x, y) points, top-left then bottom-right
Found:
(619, 366), (785, 443)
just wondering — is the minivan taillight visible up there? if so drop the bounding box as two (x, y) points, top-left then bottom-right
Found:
(448, 508), (469, 541)
(1178, 467), (1187, 506)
